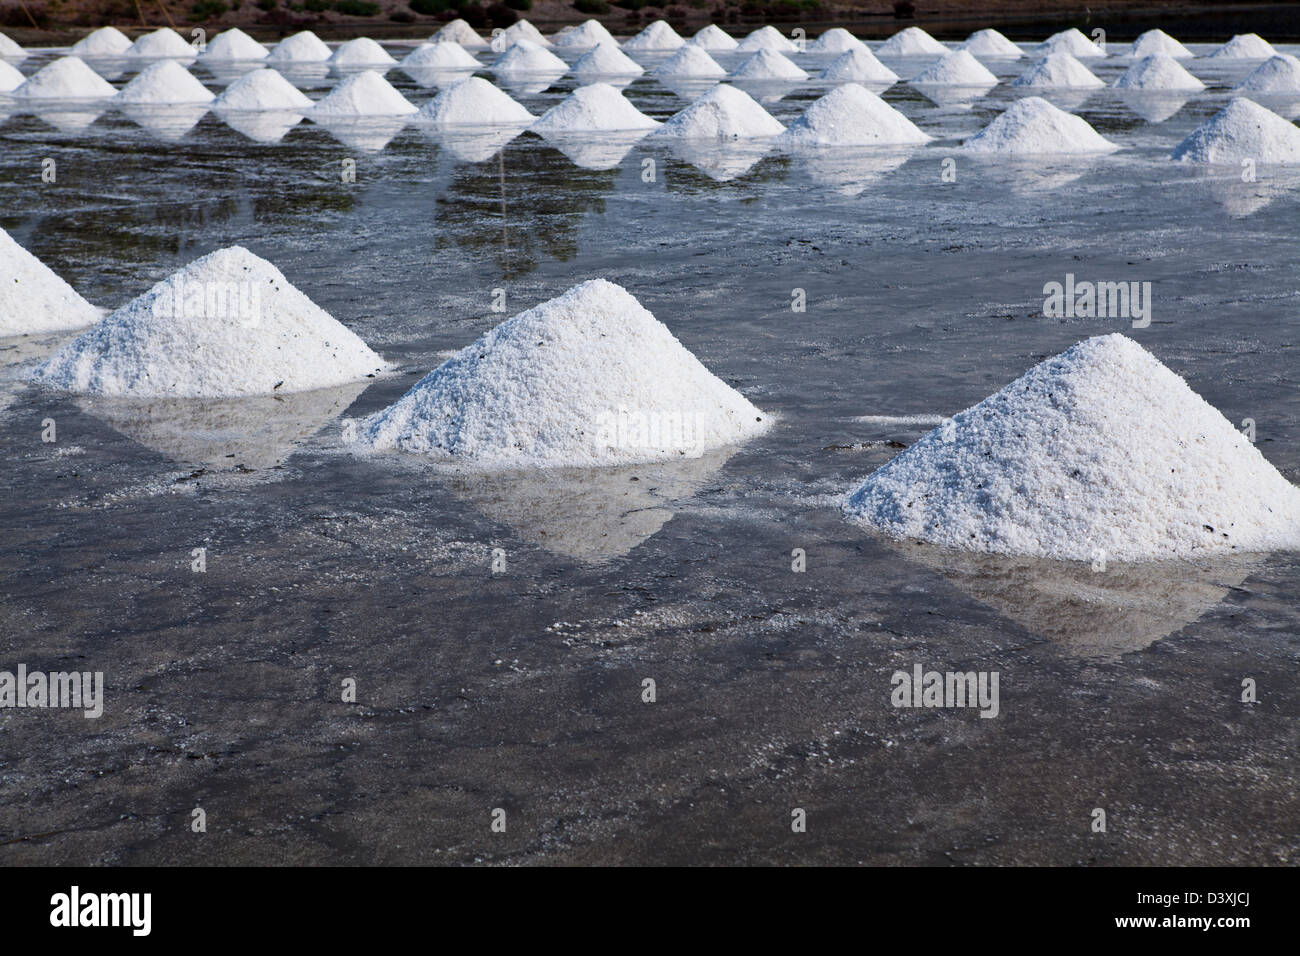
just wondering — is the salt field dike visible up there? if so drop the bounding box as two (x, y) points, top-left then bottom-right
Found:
(0, 0), (1297, 920)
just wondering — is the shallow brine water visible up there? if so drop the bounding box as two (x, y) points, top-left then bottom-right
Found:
(1, 41), (1298, 865)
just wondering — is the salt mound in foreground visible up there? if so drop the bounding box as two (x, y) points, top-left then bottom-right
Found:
(70, 26), (133, 58)
(649, 83), (785, 139)
(356, 279), (769, 468)
(1011, 51), (1104, 89)
(844, 334), (1300, 561)
(1113, 53), (1205, 91)
(531, 83), (659, 133)
(1208, 34), (1275, 59)
(1128, 29), (1193, 60)
(267, 31), (332, 63)
(910, 49), (999, 86)
(0, 228), (101, 336)
(963, 96), (1118, 154)
(1236, 54), (1300, 93)
(309, 71), (417, 117)
(1171, 97), (1300, 164)
(13, 56), (117, 100)
(821, 47), (899, 84)
(33, 246), (385, 397)
(418, 76), (532, 126)
(959, 29), (1022, 59)
(877, 27), (948, 58)
(776, 83), (931, 147)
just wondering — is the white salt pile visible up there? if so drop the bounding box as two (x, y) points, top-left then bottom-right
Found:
(308, 70), (416, 117)
(1208, 34), (1275, 59)
(127, 28), (196, 60)
(652, 44), (726, 78)
(574, 41), (645, 78)
(1236, 54), (1300, 93)
(212, 68), (313, 111)
(355, 279), (768, 467)
(1010, 51), (1104, 89)
(622, 20), (685, 52)
(417, 76), (532, 126)
(688, 24), (738, 51)
(911, 49), (998, 86)
(70, 26), (133, 58)
(731, 49), (808, 81)
(0, 32), (27, 60)
(807, 28), (866, 56)
(12, 56), (117, 100)
(432, 19), (487, 50)
(329, 37), (397, 68)
(843, 334), (1300, 561)
(267, 31), (332, 63)
(1128, 28), (1193, 59)
(199, 28), (268, 62)
(736, 25), (797, 53)
(0, 227), (101, 336)
(116, 61), (214, 105)
(531, 83), (659, 133)
(821, 47), (899, 84)
(1113, 53), (1205, 91)
(1172, 97), (1300, 164)
(552, 19), (615, 51)
(402, 41), (479, 71)
(1036, 28), (1107, 58)
(649, 83), (784, 139)
(493, 39), (568, 75)
(776, 83), (930, 147)
(501, 20), (553, 49)
(33, 246), (385, 397)
(963, 96), (1117, 154)
(876, 27), (948, 58)
(958, 28), (1022, 58)
(0, 59), (24, 92)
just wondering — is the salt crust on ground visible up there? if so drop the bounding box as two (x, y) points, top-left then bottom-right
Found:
(0, 227), (101, 336)
(844, 334), (1300, 561)
(1114, 54), (1206, 91)
(911, 49), (999, 86)
(574, 42), (645, 77)
(309, 70), (417, 117)
(1011, 51), (1104, 89)
(876, 27), (948, 58)
(820, 47), (899, 83)
(963, 96), (1117, 154)
(116, 60), (213, 104)
(417, 76), (532, 125)
(649, 83), (784, 139)
(959, 29), (1022, 58)
(531, 83), (660, 133)
(213, 69), (313, 111)
(731, 49), (808, 81)
(652, 45), (725, 78)
(267, 31), (332, 63)
(776, 83), (930, 146)
(622, 21), (685, 52)
(1171, 96), (1300, 164)
(33, 246), (385, 397)
(13, 57), (117, 99)
(356, 279), (769, 467)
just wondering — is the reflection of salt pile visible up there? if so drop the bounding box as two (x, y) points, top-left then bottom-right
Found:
(532, 83), (659, 133)
(911, 49), (998, 86)
(821, 47), (899, 85)
(653, 44), (725, 78)
(1171, 97), (1300, 164)
(0, 60), (23, 92)
(1208, 34), (1276, 60)
(493, 39), (567, 76)
(964, 97), (1116, 154)
(574, 41), (645, 79)
(808, 28), (865, 56)
(688, 25), (738, 52)
(0, 228), (101, 336)
(309, 70), (417, 116)
(432, 19), (488, 51)
(622, 21), (685, 53)
(199, 28), (268, 62)
(70, 26), (133, 57)
(776, 83), (930, 146)
(1011, 51), (1104, 88)
(650, 83), (784, 139)
(1236, 54), (1300, 93)
(356, 279), (769, 468)
(1114, 53), (1205, 90)
(34, 246), (385, 398)
(1035, 28), (1106, 59)
(12, 56), (117, 100)
(1128, 28), (1193, 60)
(737, 25), (797, 53)
(0, 32), (27, 60)
(267, 31), (332, 63)
(213, 68), (313, 110)
(417, 76), (531, 126)
(501, 20), (553, 49)
(877, 27), (947, 58)
(958, 28), (1022, 59)
(127, 28), (196, 60)
(329, 37), (397, 69)
(731, 49), (808, 81)
(116, 60), (214, 103)
(552, 19), (615, 52)
(844, 334), (1300, 561)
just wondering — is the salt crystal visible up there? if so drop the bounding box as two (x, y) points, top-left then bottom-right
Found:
(1236, 54), (1300, 94)
(116, 60), (214, 105)
(0, 227), (101, 336)
(622, 21), (685, 52)
(776, 82), (930, 146)
(416, 75), (532, 126)
(688, 24), (738, 52)
(958, 28), (1022, 59)
(212, 68), (313, 111)
(199, 28), (268, 62)
(531, 82), (659, 132)
(731, 49), (808, 81)
(1128, 28), (1193, 60)
(876, 27), (948, 58)
(308, 70), (416, 117)
(1171, 96), (1300, 164)
(13, 56), (117, 100)
(652, 45), (726, 78)
(267, 31), (332, 63)
(963, 96), (1117, 154)
(1207, 34), (1276, 59)
(650, 83), (784, 139)
(574, 41), (645, 78)
(329, 37), (397, 68)
(736, 25), (797, 53)
(1010, 51), (1105, 89)
(1113, 53), (1205, 91)
(820, 47), (899, 84)
(910, 49), (998, 86)
(70, 26), (133, 58)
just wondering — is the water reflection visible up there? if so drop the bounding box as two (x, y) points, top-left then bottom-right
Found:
(792, 145), (915, 195)
(534, 129), (651, 170)
(216, 108), (306, 144)
(119, 104), (210, 141)
(1117, 91), (1191, 123)
(309, 115), (409, 152)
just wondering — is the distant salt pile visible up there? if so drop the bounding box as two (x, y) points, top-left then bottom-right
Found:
(34, 247), (385, 397)
(736, 25), (797, 53)
(433, 19), (488, 50)
(574, 41), (645, 78)
(552, 19), (616, 52)
(731, 49), (808, 81)
(821, 47), (899, 84)
(876, 27), (948, 58)
(267, 31), (332, 63)
(116, 60), (214, 105)
(199, 28), (268, 62)
(309, 70), (416, 117)
(417, 76), (532, 126)
(0, 59), (23, 92)
(911, 49), (998, 86)
(688, 24), (738, 51)
(1208, 34), (1275, 59)
(403, 41), (479, 71)
(493, 39), (567, 75)
(1128, 28), (1193, 60)
(1010, 51), (1104, 89)
(0, 32), (27, 60)
(532, 83), (660, 133)
(1114, 53), (1205, 91)
(70, 26), (133, 58)
(652, 45), (726, 78)
(844, 334), (1300, 561)
(650, 83), (784, 139)
(501, 20), (553, 49)
(776, 83), (930, 147)
(12, 56), (117, 100)
(0, 227), (101, 336)
(127, 28), (196, 60)
(963, 96), (1117, 154)
(213, 69), (313, 111)
(1172, 97), (1300, 164)
(1236, 54), (1300, 93)
(622, 20), (685, 53)
(356, 279), (768, 467)
(1036, 28), (1107, 58)
(959, 28), (1022, 58)
(807, 28), (866, 56)
(329, 37), (397, 68)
